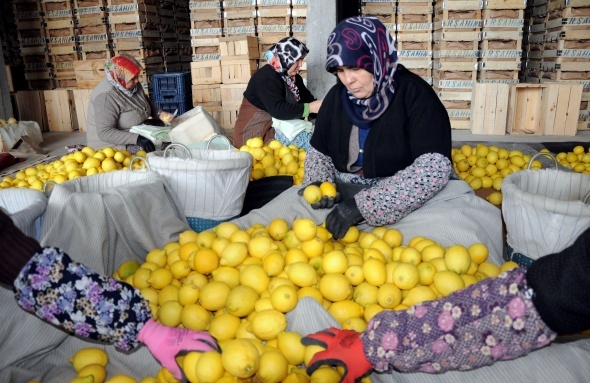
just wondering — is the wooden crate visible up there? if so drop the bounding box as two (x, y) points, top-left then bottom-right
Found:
(74, 59), (106, 89)
(14, 90), (49, 132)
(220, 83), (247, 107)
(219, 35), (259, 58)
(190, 60), (222, 85)
(192, 84), (222, 106)
(220, 58), (257, 84)
(507, 83), (583, 135)
(43, 89), (76, 132)
(72, 89), (93, 132)
(470, 83), (509, 135)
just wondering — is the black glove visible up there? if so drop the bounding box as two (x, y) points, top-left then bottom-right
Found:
(0, 211), (42, 286)
(298, 182), (341, 209)
(136, 135), (156, 153)
(326, 198), (363, 240)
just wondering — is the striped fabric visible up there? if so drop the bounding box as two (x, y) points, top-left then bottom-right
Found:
(0, 188), (47, 240)
(503, 169), (590, 261)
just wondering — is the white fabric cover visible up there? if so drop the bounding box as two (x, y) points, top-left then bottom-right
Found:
(0, 188), (47, 240)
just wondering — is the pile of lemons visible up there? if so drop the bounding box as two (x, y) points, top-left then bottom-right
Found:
(544, 145), (590, 173)
(60, 347), (172, 383)
(451, 144), (542, 206)
(238, 137), (306, 185)
(0, 117), (18, 126)
(117, 218), (517, 383)
(0, 146), (146, 191)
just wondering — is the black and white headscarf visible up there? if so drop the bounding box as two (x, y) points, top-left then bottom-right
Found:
(268, 37), (309, 101)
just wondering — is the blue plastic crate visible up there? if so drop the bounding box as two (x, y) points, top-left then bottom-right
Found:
(155, 99), (192, 115)
(151, 71), (191, 103)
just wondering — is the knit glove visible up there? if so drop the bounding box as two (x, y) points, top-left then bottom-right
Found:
(326, 198), (363, 239)
(136, 135), (156, 153)
(302, 327), (373, 383)
(137, 318), (220, 380)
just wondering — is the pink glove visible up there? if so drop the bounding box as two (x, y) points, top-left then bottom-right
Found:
(137, 318), (220, 379)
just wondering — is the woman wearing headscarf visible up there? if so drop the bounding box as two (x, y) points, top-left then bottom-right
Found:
(233, 37), (323, 148)
(301, 16), (453, 239)
(86, 54), (175, 153)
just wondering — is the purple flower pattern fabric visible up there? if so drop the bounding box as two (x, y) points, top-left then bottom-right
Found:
(13, 247), (151, 351)
(361, 268), (556, 374)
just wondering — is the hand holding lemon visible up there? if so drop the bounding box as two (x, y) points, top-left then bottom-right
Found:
(299, 181), (341, 209)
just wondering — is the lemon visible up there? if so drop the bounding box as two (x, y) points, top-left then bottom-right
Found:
(352, 282), (378, 307)
(267, 218), (290, 240)
(362, 258), (387, 286)
(222, 339), (260, 378)
(248, 236), (279, 258)
(433, 270), (466, 296)
(402, 285), (437, 307)
(169, 259), (190, 280)
(219, 241), (248, 267)
(328, 299), (364, 324)
(292, 218), (318, 242)
(429, 257), (447, 272)
(364, 302), (385, 323)
(297, 286), (324, 304)
(194, 230), (216, 249)
(250, 309), (287, 340)
(139, 287), (159, 306)
(478, 261), (501, 277)
(158, 285), (180, 305)
(500, 260), (519, 272)
(240, 264), (270, 294)
(181, 304), (211, 331)
(399, 247), (422, 266)
(376, 283), (402, 309)
(319, 181), (337, 198)
(417, 262), (437, 285)
(444, 245), (472, 274)
(105, 375), (137, 383)
(214, 221), (241, 239)
(199, 281), (231, 311)
(131, 268), (151, 289)
(303, 185), (323, 204)
(77, 363), (107, 383)
(460, 274), (478, 287)
(209, 313), (241, 340)
(178, 241), (199, 261)
(146, 248), (167, 268)
(321, 251), (348, 274)
(211, 266), (240, 288)
(226, 285), (259, 317)
(274, 333), (305, 367)
(193, 350), (224, 383)
(159, 300), (183, 327)
(345, 264), (365, 286)
(339, 225), (360, 244)
(392, 263), (419, 290)
(69, 347), (109, 371)
(319, 273), (353, 302)
(270, 284), (298, 313)
(342, 317), (368, 332)
(467, 243), (489, 264)
(147, 268), (173, 289)
(117, 260), (140, 280)
(304, 344), (326, 367)
(262, 251), (286, 277)
(183, 271), (208, 288)
(257, 350), (289, 383)
(284, 262), (318, 287)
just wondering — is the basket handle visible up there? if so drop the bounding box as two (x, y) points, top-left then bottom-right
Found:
(163, 143), (192, 159)
(129, 156), (151, 171)
(527, 152), (558, 170)
(206, 134), (232, 150)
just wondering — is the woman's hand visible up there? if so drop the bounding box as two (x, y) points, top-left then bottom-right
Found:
(309, 100), (323, 114)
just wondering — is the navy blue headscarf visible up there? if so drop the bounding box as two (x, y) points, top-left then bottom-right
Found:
(326, 16), (398, 129)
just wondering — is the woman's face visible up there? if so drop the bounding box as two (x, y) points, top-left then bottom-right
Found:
(335, 67), (374, 99)
(287, 58), (304, 76)
(125, 75), (139, 90)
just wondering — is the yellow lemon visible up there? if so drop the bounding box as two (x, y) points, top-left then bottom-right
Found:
(240, 264), (270, 294)
(181, 304), (211, 331)
(69, 348), (109, 372)
(158, 300), (183, 327)
(292, 218), (318, 242)
(267, 218), (290, 240)
(277, 331), (306, 366)
(193, 247), (219, 274)
(199, 281), (231, 311)
(429, 257), (447, 272)
(467, 243), (489, 264)
(256, 349), (289, 383)
(195, 351), (224, 383)
(270, 284), (298, 313)
(319, 181), (337, 198)
(391, 263), (420, 290)
(342, 317), (368, 332)
(478, 261), (501, 277)
(219, 241), (248, 267)
(117, 260), (140, 280)
(302, 184), (323, 204)
(417, 261), (437, 286)
(369, 239), (393, 261)
(297, 286), (324, 305)
(408, 236), (426, 248)
(402, 285), (437, 307)
(352, 282), (378, 307)
(147, 268), (173, 289)
(211, 266), (240, 288)
(226, 285), (259, 317)
(339, 225), (360, 244)
(301, 237), (325, 258)
(183, 271), (208, 288)
(376, 283), (402, 309)
(500, 261), (519, 272)
(250, 309), (287, 340)
(364, 303), (384, 323)
(399, 247), (422, 266)
(214, 221), (241, 239)
(460, 274), (478, 287)
(178, 284), (200, 306)
(209, 313), (241, 341)
(362, 258), (387, 287)
(345, 264), (365, 286)
(304, 344), (326, 367)
(104, 375), (137, 383)
(248, 236), (279, 258)
(77, 363), (107, 383)
(328, 300), (364, 323)
(321, 250), (348, 274)
(131, 268), (151, 289)
(319, 273), (353, 302)
(170, 259), (190, 279)
(195, 230), (216, 249)
(146, 248), (167, 268)
(284, 262), (318, 287)
(433, 270), (465, 296)
(444, 245), (472, 274)
(262, 251), (286, 277)
(158, 285), (180, 305)
(221, 339), (260, 378)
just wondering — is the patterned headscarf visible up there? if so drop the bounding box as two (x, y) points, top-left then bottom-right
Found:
(268, 37), (309, 101)
(104, 54), (143, 97)
(326, 16), (398, 128)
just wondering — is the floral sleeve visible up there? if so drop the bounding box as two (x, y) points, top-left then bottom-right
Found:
(13, 247), (151, 351)
(355, 152), (452, 226)
(361, 268), (557, 373)
(303, 146), (337, 186)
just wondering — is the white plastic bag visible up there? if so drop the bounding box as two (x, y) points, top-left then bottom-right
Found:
(146, 145), (253, 221)
(169, 106), (225, 146)
(502, 169), (590, 261)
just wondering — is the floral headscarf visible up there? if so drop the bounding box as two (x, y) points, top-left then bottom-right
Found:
(326, 16), (398, 128)
(268, 37), (309, 101)
(104, 54), (143, 97)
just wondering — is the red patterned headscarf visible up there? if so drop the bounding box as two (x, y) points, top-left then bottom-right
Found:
(104, 54), (143, 95)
